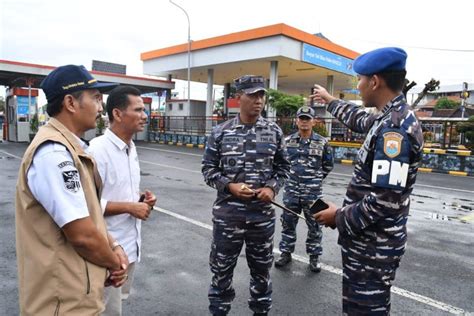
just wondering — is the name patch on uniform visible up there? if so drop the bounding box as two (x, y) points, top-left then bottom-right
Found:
(57, 161), (73, 169)
(222, 136), (243, 144)
(257, 133), (276, 143)
(309, 149), (322, 156)
(62, 170), (81, 192)
(383, 132), (403, 158)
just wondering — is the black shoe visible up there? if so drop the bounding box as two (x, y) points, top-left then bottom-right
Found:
(275, 252), (292, 267)
(253, 313), (268, 316)
(309, 255), (321, 273)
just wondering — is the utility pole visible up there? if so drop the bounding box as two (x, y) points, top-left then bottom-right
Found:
(460, 82), (469, 145)
(169, 0), (191, 107)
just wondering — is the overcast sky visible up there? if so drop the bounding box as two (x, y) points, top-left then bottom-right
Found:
(1, 0), (473, 101)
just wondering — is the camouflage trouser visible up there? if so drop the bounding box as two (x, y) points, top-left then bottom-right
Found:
(341, 247), (400, 315)
(278, 203), (322, 255)
(208, 217), (275, 315)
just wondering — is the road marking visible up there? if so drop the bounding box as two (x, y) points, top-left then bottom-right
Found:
(155, 206), (213, 230)
(153, 205), (469, 315)
(0, 150), (23, 160)
(137, 145), (202, 157)
(141, 160), (201, 174)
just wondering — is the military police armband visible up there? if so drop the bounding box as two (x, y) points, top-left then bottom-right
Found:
(371, 131), (410, 190)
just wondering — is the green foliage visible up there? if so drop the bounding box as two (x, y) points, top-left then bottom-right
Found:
(29, 113), (39, 133)
(0, 96), (5, 112)
(313, 123), (328, 137)
(457, 115), (474, 148)
(267, 89), (305, 117)
(435, 97), (460, 110)
(215, 98), (224, 111)
(215, 86), (236, 112)
(96, 115), (105, 135)
(423, 131), (434, 142)
(96, 102), (106, 135)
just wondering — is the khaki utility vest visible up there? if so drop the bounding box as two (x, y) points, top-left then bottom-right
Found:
(16, 118), (107, 315)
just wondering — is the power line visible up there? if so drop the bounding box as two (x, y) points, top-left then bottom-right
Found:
(356, 39), (474, 52)
(331, 34), (474, 53)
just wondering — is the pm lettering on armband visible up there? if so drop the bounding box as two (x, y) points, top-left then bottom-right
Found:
(371, 160), (409, 188)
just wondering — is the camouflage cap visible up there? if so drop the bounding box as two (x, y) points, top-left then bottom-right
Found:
(234, 75), (266, 94)
(296, 106), (315, 119)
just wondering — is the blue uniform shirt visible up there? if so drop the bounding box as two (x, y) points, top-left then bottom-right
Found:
(283, 132), (333, 205)
(202, 115), (290, 222)
(328, 94), (423, 264)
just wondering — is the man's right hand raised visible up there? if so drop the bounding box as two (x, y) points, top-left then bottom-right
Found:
(310, 84), (337, 104)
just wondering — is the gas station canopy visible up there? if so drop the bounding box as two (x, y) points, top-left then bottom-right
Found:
(141, 23), (360, 96)
(0, 59), (175, 94)
(0, 59), (175, 142)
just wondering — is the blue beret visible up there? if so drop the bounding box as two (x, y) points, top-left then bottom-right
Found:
(234, 75), (266, 94)
(353, 47), (407, 76)
(41, 65), (118, 103)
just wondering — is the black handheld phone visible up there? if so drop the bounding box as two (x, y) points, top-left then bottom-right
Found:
(138, 194), (145, 202)
(309, 199), (329, 215)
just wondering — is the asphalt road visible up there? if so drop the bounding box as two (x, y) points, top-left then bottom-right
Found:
(1, 141), (473, 315)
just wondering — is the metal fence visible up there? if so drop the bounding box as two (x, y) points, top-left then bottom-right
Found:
(148, 115), (468, 148)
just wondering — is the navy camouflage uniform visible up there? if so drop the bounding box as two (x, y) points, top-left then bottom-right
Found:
(328, 94), (423, 315)
(202, 115), (290, 315)
(279, 131), (333, 256)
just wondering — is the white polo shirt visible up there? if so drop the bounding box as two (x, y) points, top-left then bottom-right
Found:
(88, 129), (141, 263)
(27, 137), (90, 228)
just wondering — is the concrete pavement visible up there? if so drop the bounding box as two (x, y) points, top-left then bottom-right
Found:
(1, 141), (473, 315)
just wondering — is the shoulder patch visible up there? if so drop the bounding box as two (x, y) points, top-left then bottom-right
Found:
(383, 132), (403, 158)
(62, 170), (81, 193)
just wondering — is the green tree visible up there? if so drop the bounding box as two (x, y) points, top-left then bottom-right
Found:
(29, 113), (39, 133)
(435, 97), (460, 110)
(0, 96), (5, 112)
(313, 123), (328, 137)
(267, 89), (305, 117)
(457, 115), (474, 149)
(215, 86), (236, 114)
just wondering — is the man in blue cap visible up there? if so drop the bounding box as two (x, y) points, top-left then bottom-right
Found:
(312, 47), (424, 315)
(202, 75), (290, 315)
(15, 65), (128, 315)
(274, 106), (333, 272)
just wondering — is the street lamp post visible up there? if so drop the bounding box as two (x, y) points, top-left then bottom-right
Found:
(169, 0), (191, 107)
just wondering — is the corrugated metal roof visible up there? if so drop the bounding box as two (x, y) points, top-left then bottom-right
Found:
(411, 83), (474, 94)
